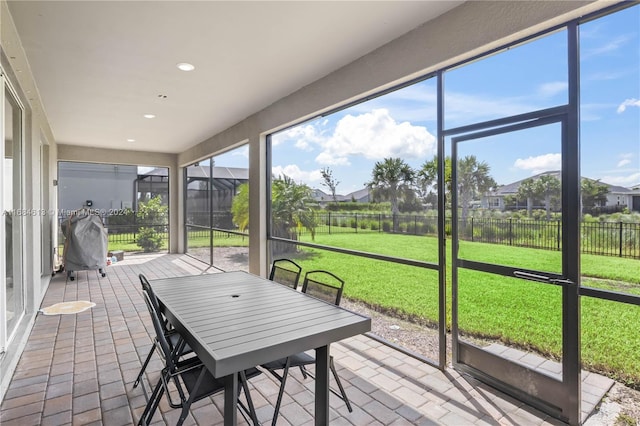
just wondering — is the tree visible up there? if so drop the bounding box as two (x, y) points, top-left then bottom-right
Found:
(231, 175), (318, 254)
(417, 155), (452, 209)
(136, 195), (168, 252)
(536, 174), (561, 220)
(457, 155), (497, 226)
(320, 167), (340, 205)
(366, 158), (415, 231)
(231, 183), (249, 232)
(517, 178), (538, 218)
(581, 178), (609, 213)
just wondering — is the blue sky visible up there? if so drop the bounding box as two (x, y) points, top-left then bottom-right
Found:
(215, 6), (639, 195)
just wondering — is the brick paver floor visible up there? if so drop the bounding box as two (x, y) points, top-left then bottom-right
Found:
(0, 253), (615, 425)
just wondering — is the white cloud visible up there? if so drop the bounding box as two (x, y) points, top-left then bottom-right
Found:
(580, 102), (615, 122)
(315, 109), (436, 166)
(601, 172), (640, 187)
(513, 153), (562, 175)
(444, 92), (537, 124)
(537, 82), (567, 98)
(616, 98), (640, 113)
(582, 35), (632, 59)
(348, 84), (438, 123)
(585, 69), (632, 81)
(272, 124), (325, 149)
(617, 153), (634, 168)
(230, 146), (248, 158)
(271, 164), (322, 185)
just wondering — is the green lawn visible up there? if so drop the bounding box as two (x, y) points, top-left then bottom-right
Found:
(104, 231), (248, 252)
(289, 233), (640, 387)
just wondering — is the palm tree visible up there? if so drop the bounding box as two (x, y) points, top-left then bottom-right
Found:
(417, 155), (452, 208)
(457, 155), (496, 226)
(230, 183), (249, 232)
(581, 178), (609, 214)
(536, 174), (561, 220)
(271, 175), (317, 241)
(517, 178), (539, 218)
(367, 158), (415, 231)
(231, 175), (318, 254)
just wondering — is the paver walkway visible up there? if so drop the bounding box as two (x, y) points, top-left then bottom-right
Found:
(0, 253), (616, 425)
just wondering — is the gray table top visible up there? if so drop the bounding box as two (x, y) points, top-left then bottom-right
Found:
(150, 271), (371, 378)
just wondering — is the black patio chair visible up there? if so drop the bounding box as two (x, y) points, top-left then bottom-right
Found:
(261, 270), (352, 425)
(269, 258), (302, 290)
(137, 290), (261, 426)
(133, 274), (193, 394)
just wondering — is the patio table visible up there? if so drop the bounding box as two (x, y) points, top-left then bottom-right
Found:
(148, 271), (371, 425)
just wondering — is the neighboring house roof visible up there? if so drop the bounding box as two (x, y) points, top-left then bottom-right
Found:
(312, 187), (371, 203)
(347, 188), (371, 202)
(139, 167), (169, 177)
(178, 166), (249, 180)
(491, 170), (633, 196)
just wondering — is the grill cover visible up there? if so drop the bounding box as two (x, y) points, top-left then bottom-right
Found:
(62, 211), (108, 272)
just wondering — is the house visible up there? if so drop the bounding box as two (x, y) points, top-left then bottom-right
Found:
(484, 170), (640, 213)
(312, 187), (371, 205)
(1, 2), (638, 425)
(58, 162), (138, 213)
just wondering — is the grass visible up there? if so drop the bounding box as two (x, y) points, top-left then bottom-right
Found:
(104, 231), (248, 252)
(289, 233), (640, 387)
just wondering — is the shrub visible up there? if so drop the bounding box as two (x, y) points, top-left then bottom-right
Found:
(137, 227), (163, 252)
(382, 220), (392, 232)
(136, 196), (168, 252)
(370, 222), (379, 231)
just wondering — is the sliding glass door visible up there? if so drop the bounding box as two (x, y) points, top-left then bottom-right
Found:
(2, 80), (24, 352)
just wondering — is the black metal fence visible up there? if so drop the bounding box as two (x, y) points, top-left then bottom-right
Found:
(58, 213), (169, 248)
(60, 211), (639, 259)
(294, 212), (640, 259)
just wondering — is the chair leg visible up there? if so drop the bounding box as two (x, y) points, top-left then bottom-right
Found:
(271, 357), (292, 426)
(138, 375), (165, 426)
(330, 356), (352, 412)
(133, 344), (155, 390)
(299, 364), (309, 379)
(177, 367), (207, 426)
(238, 370), (260, 425)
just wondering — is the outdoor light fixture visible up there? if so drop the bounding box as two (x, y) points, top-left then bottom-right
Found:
(177, 62), (195, 71)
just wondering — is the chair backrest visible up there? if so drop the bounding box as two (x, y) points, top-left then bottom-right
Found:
(139, 273), (170, 330)
(142, 290), (174, 362)
(139, 273), (159, 309)
(301, 270), (344, 306)
(269, 259), (302, 290)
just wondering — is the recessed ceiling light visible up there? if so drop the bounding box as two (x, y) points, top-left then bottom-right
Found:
(177, 62), (195, 71)
(127, 138), (136, 143)
(143, 114), (156, 119)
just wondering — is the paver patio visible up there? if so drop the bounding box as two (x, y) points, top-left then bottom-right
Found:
(0, 253), (615, 425)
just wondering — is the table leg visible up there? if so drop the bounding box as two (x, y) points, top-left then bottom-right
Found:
(315, 345), (330, 426)
(224, 373), (238, 426)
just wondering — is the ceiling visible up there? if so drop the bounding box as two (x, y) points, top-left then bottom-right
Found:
(6, 1), (462, 154)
